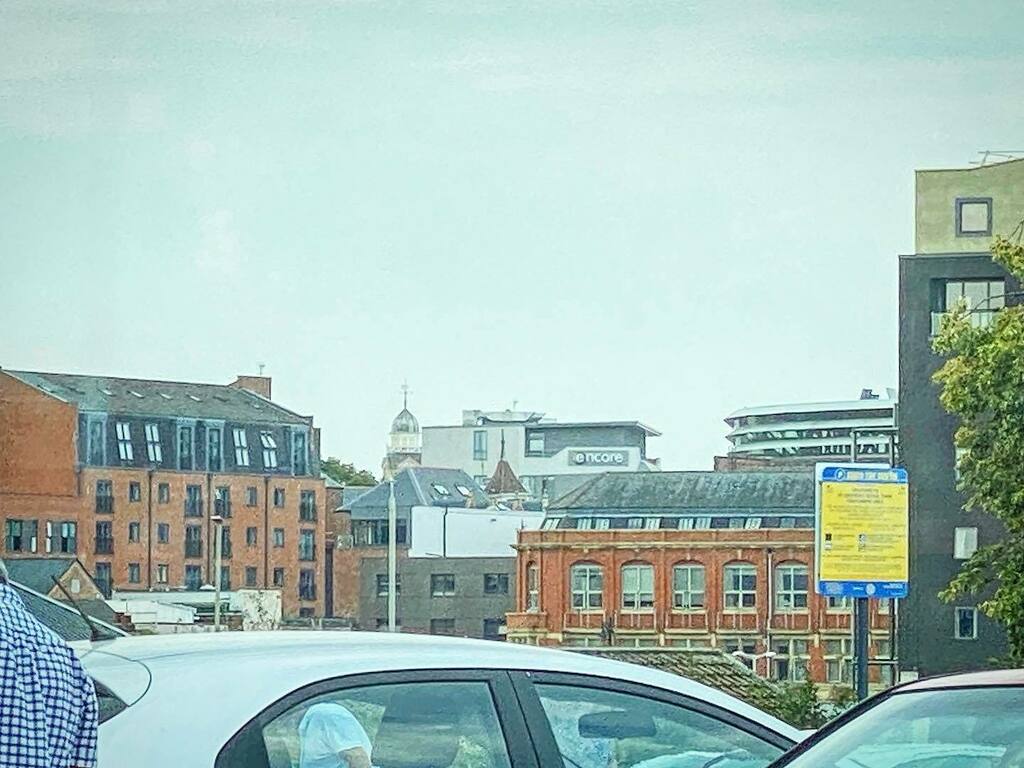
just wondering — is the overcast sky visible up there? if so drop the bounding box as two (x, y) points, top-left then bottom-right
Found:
(2, 1), (1023, 474)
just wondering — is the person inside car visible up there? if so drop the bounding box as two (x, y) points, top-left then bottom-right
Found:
(298, 702), (373, 768)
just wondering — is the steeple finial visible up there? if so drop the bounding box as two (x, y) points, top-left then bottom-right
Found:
(500, 429), (507, 459)
(401, 380), (410, 409)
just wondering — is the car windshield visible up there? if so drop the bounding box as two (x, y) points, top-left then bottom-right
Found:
(779, 687), (1024, 768)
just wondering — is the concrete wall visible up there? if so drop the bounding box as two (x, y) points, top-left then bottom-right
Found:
(916, 158), (1024, 254)
(359, 555), (515, 638)
(408, 505), (545, 558)
(898, 252), (1011, 673)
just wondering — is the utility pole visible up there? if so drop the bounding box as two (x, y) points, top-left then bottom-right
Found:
(387, 479), (398, 632)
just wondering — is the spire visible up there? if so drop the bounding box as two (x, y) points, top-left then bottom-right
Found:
(401, 380), (410, 410)
(500, 429), (506, 460)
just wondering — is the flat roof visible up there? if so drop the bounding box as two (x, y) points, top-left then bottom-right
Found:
(424, 420), (661, 436)
(726, 398), (895, 422)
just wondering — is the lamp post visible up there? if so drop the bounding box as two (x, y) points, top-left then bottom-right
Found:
(211, 514), (224, 631)
(731, 650), (777, 678)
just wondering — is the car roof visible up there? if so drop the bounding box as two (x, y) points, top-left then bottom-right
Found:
(80, 631), (799, 740)
(896, 668), (1024, 692)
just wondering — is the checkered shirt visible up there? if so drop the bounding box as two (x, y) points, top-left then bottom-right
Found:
(0, 583), (98, 768)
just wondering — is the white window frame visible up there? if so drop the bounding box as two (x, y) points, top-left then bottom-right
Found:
(724, 563), (757, 611)
(672, 564), (705, 611)
(526, 563), (540, 612)
(954, 526), (978, 560)
(827, 594), (852, 612)
(955, 606), (978, 640)
(824, 638), (853, 683)
(260, 431), (278, 468)
(526, 430), (545, 456)
(233, 428), (250, 467)
(621, 563), (655, 612)
(570, 563), (603, 612)
(115, 421), (133, 461)
(144, 423), (162, 463)
(774, 563), (809, 612)
(772, 637), (811, 682)
(156, 564), (168, 584)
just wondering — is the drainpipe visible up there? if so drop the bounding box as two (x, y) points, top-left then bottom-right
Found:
(206, 472), (213, 581)
(765, 548), (774, 678)
(146, 469), (155, 589)
(263, 475), (270, 588)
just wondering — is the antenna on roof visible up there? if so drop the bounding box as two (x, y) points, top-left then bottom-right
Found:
(970, 150), (1024, 167)
(50, 575), (104, 642)
(258, 362), (266, 376)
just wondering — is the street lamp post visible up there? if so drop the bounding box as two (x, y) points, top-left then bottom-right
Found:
(212, 514), (224, 631)
(731, 650), (777, 678)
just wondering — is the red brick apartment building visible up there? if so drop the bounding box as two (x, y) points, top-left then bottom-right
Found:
(505, 471), (894, 688)
(0, 369), (326, 618)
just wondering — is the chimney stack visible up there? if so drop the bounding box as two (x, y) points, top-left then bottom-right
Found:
(230, 375), (272, 400)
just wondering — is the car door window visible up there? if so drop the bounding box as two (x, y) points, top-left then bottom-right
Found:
(261, 680), (513, 768)
(532, 683), (784, 768)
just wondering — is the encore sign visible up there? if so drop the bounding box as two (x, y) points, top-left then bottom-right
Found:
(568, 450), (629, 466)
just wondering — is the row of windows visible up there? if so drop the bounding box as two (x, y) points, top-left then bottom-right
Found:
(94, 481), (316, 520)
(96, 561), (314, 598)
(374, 617), (506, 640)
(2, 517), (314, 560)
(929, 278), (1005, 335)
(546, 515), (815, 531)
(353, 519), (409, 547)
(375, 573), (510, 597)
(87, 419), (309, 475)
(540, 561), (881, 613)
(731, 408), (893, 430)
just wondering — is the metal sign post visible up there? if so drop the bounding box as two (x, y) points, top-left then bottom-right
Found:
(815, 464), (909, 700)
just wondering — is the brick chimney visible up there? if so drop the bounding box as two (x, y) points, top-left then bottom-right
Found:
(230, 375), (272, 400)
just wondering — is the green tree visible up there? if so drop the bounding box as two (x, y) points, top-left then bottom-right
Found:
(933, 227), (1024, 665)
(321, 457), (377, 486)
(772, 678), (827, 729)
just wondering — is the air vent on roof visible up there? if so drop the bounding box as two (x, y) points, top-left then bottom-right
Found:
(189, 395), (202, 402)
(129, 390), (144, 398)
(99, 388), (114, 396)
(159, 392), (172, 400)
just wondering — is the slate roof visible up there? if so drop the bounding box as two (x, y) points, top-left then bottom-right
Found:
(3, 557), (80, 594)
(549, 471), (815, 515)
(4, 370), (310, 425)
(346, 468), (491, 518)
(11, 582), (126, 642)
(573, 648), (781, 715)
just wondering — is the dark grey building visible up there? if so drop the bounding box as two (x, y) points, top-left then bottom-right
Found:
(898, 157), (1024, 674)
(359, 555), (514, 640)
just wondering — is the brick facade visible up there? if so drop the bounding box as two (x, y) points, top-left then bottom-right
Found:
(507, 528), (894, 688)
(0, 370), (326, 618)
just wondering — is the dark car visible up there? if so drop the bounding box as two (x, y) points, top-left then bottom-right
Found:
(769, 669), (1024, 768)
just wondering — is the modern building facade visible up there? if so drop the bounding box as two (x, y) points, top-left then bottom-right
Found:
(505, 471), (894, 689)
(0, 370), (327, 618)
(898, 157), (1024, 674)
(724, 390), (896, 465)
(421, 409), (661, 499)
(334, 466), (543, 637)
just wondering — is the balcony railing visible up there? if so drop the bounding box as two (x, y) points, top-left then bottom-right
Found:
(185, 541), (202, 558)
(185, 499), (203, 517)
(215, 499), (232, 518)
(95, 538), (114, 555)
(96, 496), (114, 514)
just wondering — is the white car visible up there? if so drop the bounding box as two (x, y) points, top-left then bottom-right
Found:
(79, 631), (801, 768)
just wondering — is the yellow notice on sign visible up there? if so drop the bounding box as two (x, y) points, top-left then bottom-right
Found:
(819, 481), (909, 583)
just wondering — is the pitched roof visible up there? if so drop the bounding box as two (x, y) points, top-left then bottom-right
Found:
(4, 370), (310, 425)
(11, 582), (126, 641)
(550, 471), (815, 515)
(485, 459), (526, 495)
(574, 648), (782, 715)
(3, 557), (80, 594)
(346, 467), (490, 516)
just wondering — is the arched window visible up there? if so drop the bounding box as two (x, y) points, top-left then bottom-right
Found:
(774, 562), (809, 611)
(621, 562), (654, 611)
(526, 562), (540, 612)
(672, 563), (705, 610)
(723, 562), (757, 610)
(569, 562), (603, 611)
